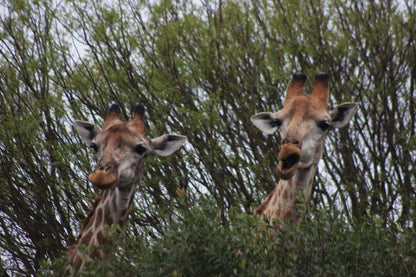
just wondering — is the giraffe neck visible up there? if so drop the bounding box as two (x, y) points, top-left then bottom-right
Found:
(255, 162), (319, 225)
(67, 182), (137, 271)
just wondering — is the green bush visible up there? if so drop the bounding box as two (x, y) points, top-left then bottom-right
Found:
(41, 197), (416, 276)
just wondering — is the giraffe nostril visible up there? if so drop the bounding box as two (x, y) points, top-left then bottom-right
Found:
(98, 165), (113, 171)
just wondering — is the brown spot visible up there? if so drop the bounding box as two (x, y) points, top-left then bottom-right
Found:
(104, 205), (114, 225)
(275, 205), (281, 218)
(96, 231), (105, 245)
(276, 203), (281, 214)
(282, 189), (288, 200)
(104, 202), (111, 215)
(254, 204), (265, 215)
(284, 210), (292, 221)
(95, 208), (103, 227)
(73, 256), (83, 268)
(80, 231), (93, 245)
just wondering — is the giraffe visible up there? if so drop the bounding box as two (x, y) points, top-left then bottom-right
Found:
(251, 73), (358, 227)
(67, 102), (186, 272)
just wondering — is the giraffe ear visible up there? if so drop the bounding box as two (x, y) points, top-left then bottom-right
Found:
(250, 112), (280, 134)
(74, 120), (102, 146)
(329, 102), (358, 128)
(150, 134), (187, 157)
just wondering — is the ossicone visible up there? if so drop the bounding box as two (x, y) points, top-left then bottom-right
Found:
(310, 73), (330, 110)
(103, 102), (121, 129)
(284, 73), (307, 104)
(129, 103), (145, 133)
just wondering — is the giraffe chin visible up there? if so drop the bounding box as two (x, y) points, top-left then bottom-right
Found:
(88, 170), (118, 190)
(276, 143), (301, 180)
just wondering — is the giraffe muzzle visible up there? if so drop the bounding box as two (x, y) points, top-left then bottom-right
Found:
(276, 143), (301, 180)
(88, 166), (118, 190)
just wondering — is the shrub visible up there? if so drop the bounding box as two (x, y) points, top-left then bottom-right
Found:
(41, 197), (416, 276)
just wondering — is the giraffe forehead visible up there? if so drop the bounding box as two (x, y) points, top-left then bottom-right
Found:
(99, 123), (147, 146)
(284, 96), (326, 119)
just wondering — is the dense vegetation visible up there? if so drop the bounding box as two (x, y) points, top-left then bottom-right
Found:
(41, 197), (416, 276)
(0, 0), (415, 275)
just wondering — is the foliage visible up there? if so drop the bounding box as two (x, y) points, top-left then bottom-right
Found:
(0, 0), (415, 275)
(41, 196), (416, 276)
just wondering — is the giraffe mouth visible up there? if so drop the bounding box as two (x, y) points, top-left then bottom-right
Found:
(88, 168), (118, 190)
(276, 144), (301, 180)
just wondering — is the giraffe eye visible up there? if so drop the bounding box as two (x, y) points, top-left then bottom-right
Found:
(134, 144), (147, 155)
(271, 118), (283, 128)
(90, 143), (98, 152)
(318, 120), (331, 131)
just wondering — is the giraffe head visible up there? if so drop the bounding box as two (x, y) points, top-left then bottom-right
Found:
(251, 73), (358, 180)
(74, 103), (186, 190)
